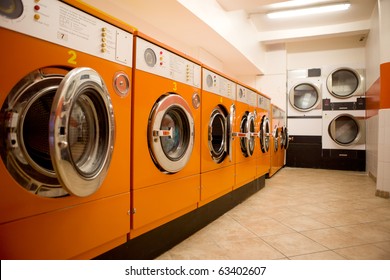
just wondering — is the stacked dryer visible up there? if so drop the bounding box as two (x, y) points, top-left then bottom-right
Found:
(322, 65), (366, 171)
(286, 68), (323, 168)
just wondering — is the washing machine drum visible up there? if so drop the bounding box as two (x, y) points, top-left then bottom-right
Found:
(327, 68), (362, 98)
(328, 114), (364, 146)
(239, 111), (255, 157)
(260, 115), (270, 153)
(148, 93), (195, 173)
(289, 83), (321, 112)
(0, 67), (115, 198)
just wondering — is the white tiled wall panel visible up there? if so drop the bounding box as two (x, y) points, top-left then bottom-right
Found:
(366, 115), (378, 179)
(377, 108), (390, 192)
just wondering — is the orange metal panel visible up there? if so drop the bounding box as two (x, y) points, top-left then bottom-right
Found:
(0, 193), (130, 259)
(200, 165), (235, 205)
(380, 62), (390, 109)
(235, 159), (257, 188)
(130, 175), (200, 238)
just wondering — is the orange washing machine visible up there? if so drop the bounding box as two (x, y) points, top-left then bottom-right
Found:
(269, 104), (286, 177)
(234, 83), (257, 189)
(256, 92), (271, 178)
(0, 0), (134, 259)
(131, 32), (201, 238)
(200, 66), (236, 206)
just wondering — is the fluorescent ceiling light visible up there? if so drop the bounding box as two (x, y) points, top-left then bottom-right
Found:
(269, 0), (331, 9)
(267, 3), (351, 19)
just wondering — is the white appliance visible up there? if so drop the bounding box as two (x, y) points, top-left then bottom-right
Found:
(323, 65), (365, 103)
(287, 68), (322, 137)
(322, 109), (365, 150)
(287, 68), (322, 117)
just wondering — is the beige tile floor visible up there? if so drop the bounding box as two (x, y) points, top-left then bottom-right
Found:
(156, 167), (390, 260)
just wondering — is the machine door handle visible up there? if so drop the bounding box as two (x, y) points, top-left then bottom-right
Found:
(232, 132), (249, 139)
(152, 128), (173, 138)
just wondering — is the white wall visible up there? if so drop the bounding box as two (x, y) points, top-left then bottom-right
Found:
(287, 39), (365, 70)
(377, 0), (390, 194)
(256, 44), (287, 110)
(365, 2), (380, 180)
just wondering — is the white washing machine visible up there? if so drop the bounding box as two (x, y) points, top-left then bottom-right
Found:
(322, 65), (365, 103)
(322, 109), (365, 150)
(287, 68), (322, 117)
(287, 68), (322, 137)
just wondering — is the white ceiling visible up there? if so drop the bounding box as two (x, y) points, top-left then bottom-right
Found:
(83, 0), (376, 76)
(216, 0), (375, 44)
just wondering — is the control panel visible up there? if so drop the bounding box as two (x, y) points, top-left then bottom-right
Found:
(136, 37), (201, 88)
(202, 69), (236, 100)
(237, 85), (257, 107)
(258, 94), (271, 111)
(0, 0), (133, 66)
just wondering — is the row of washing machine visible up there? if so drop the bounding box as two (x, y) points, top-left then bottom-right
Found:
(0, 0), (288, 259)
(286, 66), (366, 171)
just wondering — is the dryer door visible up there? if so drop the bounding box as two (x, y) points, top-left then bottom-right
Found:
(1, 67), (115, 198)
(328, 114), (363, 146)
(289, 83), (321, 112)
(208, 106), (227, 163)
(148, 93), (194, 173)
(260, 116), (270, 153)
(327, 68), (362, 98)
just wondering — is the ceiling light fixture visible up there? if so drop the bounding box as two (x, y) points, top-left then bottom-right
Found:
(267, 2), (351, 19)
(269, 0), (330, 9)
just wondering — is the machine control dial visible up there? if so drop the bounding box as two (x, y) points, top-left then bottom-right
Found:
(113, 71), (130, 97)
(144, 48), (157, 67)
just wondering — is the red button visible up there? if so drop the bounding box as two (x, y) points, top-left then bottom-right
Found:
(34, 5), (40, 11)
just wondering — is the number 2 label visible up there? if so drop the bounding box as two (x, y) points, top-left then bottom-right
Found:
(67, 50), (77, 65)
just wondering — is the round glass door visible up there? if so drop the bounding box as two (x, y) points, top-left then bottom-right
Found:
(239, 111), (255, 157)
(50, 67), (115, 197)
(273, 126), (279, 152)
(260, 116), (270, 153)
(328, 114), (361, 146)
(289, 83), (320, 111)
(208, 106), (227, 163)
(148, 93), (194, 173)
(0, 67), (115, 198)
(281, 126), (289, 149)
(327, 68), (360, 98)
